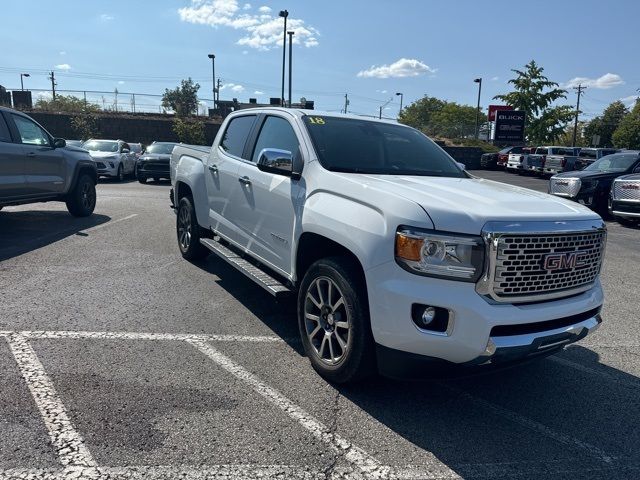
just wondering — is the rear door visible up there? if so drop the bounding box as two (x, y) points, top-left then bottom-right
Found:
(11, 113), (66, 196)
(205, 113), (257, 244)
(0, 111), (29, 200)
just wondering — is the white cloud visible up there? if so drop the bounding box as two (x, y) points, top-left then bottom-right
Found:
(59, 51), (67, 56)
(243, 3), (251, 9)
(55, 64), (71, 71)
(491, 76), (499, 81)
(565, 73), (625, 90)
(357, 58), (436, 79)
(376, 89), (388, 94)
(620, 95), (639, 107)
(220, 82), (245, 93)
(178, 0), (320, 50)
(254, 90), (264, 95)
(100, 13), (114, 21)
(118, 81), (125, 85)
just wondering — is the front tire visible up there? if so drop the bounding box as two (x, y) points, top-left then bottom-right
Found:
(66, 174), (96, 217)
(298, 257), (375, 384)
(176, 196), (208, 260)
(116, 164), (124, 182)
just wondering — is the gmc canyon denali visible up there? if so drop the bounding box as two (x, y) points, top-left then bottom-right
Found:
(171, 108), (606, 383)
(0, 106), (97, 216)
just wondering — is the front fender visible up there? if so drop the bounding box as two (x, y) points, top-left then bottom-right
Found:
(175, 156), (208, 229)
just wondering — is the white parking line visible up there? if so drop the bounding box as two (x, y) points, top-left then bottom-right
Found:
(4, 334), (96, 468)
(81, 213), (138, 233)
(549, 355), (640, 388)
(441, 384), (614, 464)
(15, 330), (288, 343)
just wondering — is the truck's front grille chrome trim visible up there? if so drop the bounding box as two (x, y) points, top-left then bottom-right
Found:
(476, 220), (606, 304)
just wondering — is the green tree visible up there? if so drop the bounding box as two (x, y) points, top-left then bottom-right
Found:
(70, 114), (99, 140)
(494, 60), (574, 144)
(612, 100), (640, 149)
(583, 101), (629, 147)
(162, 78), (200, 116)
(34, 94), (100, 114)
(173, 117), (206, 145)
(556, 121), (588, 147)
(398, 96), (486, 139)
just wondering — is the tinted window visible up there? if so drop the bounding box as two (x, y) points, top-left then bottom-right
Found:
(220, 115), (256, 159)
(534, 148), (548, 155)
(509, 147), (524, 154)
(251, 116), (300, 163)
(12, 114), (50, 146)
(585, 154), (638, 172)
(146, 143), (177, 154)
(83, 140), (119, 152)
(579, 149), (597, 159)
(0, 114), (11, 142)
(303, 116), (465, 177)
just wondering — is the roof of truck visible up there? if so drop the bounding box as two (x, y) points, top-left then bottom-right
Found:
(230, 107), (400, 125)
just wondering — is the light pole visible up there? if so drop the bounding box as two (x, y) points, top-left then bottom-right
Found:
(287, 31), (294, 107)
(395, 92), (403, 117)
(20, 73), (30, 91)
(474, 78), (482, 139)
(279, 10), (289, 106)
(207, 54), (216, 111)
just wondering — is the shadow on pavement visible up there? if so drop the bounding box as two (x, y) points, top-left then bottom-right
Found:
(0, 210), (111, 261)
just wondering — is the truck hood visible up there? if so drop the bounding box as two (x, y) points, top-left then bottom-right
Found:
(356, 174), (599, 234)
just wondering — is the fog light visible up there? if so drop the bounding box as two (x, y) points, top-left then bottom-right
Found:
(421, 307), (436, 326)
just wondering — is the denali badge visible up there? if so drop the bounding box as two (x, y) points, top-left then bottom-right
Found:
(543, 252), (588, 271)
(555, 181), (569, 186)
(620, 184), (640, 190)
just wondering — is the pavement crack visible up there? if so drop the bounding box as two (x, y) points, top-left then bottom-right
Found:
(322, 387), (343, 479)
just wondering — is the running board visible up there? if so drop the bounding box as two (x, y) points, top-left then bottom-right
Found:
(200, 238), (292, 298)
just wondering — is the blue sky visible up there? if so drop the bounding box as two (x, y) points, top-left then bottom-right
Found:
(1, 0), (638, 118)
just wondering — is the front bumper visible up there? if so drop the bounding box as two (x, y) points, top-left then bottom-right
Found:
(366, 260), (604, 368)
(94, 160), (120, 177)
(138, 160), (170, 178)
(611, 199), (640, 218)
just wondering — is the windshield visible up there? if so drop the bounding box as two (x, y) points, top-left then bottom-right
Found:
(145, 143), (176, 155)
(83, 140), (119, 152)
(585, 154), (638, 172)
(534, 148), (547, 155)
(303, 116), (465, 177)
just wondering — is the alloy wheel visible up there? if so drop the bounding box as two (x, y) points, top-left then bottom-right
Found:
(80, 181), (95, 210)
(304, 276), (351, 365)
(177, 205), (192, 251)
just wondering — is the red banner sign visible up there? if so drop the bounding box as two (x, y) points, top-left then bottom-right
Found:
(488, 105), (513, 122)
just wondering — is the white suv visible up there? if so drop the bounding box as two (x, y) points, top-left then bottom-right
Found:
(83, 139), (136, 181)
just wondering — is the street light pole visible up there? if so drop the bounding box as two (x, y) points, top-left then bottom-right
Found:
(279, 10), (289, 106)
(395, 92), (403, 117)
(20, 73), (30, 91)
(474, 78), (482, 139)
(207, 54), (216, 111)
(287, 31), (294, 108)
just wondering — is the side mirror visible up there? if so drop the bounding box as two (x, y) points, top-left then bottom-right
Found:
(456, 161), (466, 170)
(53, 138), (66, 149)
(634, 165), (640, 173)
(122, 148), (130, 154)
(256, 148), (293, 177)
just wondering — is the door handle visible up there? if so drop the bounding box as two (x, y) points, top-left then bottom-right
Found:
(238, 176), (251, 186)
(208, 164), (218, 173)
(26, 152), (36, 157)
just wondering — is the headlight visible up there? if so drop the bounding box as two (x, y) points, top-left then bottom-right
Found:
(395, 227), (485, 282)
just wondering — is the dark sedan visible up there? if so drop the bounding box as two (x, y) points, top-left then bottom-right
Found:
(548, 151), (640, 214)
(480, 146), (523, 169)
(136, 142), (177, 183)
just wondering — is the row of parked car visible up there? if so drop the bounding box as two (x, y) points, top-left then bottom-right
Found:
(480, 145), (640, 226)
(67, 139), (176, 183)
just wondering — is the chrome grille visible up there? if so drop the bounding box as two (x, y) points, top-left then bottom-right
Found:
(549, 177), (581, 197)
(492, 231), (605, 300)
(613, 180), (640, 201)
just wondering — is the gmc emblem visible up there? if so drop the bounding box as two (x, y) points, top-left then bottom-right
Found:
(621, 184), (640, 190)
(543, 252), (588, 271)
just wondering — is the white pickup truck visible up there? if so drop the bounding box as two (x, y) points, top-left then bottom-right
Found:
(170, 108), (606, 383)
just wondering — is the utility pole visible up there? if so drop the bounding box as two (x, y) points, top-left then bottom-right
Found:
(287, 31), (294, 107)
(208, 53), (216, 110)
(379, 106), (382, 119)
(474, 78), (482, 139)
(48, 71), (57, 99)
(344, 93), (349, 114)
(216, 79), (221, 105)
(279, 10), (289, 106)
(132, 94), (136, 114)
(572, 84), (586, 147)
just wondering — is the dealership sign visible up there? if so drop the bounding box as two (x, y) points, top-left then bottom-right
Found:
(494, 110), (525, 143)
(488, 105), (513, 122)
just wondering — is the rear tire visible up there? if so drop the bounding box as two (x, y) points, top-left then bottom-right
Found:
(298, 256), (376, 384)
(138, 175), (147, 184)
(116, 164), (124, 182)
(176, 196), (208, 260)
(66, 174), (96, 217)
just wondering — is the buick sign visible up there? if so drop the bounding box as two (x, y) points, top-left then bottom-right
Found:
(494, 110), (526, 143)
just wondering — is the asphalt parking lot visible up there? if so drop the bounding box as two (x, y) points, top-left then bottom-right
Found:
(0, 172), (639, 480)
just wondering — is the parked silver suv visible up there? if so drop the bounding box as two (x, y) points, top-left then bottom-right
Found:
(0, 106), (97, 216)
(83, 139), (136, 181)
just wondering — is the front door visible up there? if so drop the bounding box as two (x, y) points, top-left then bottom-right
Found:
(11, 113), (65, 196)
(230, 115), (302, 276)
